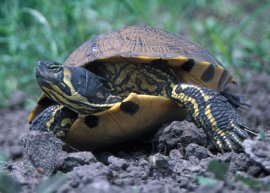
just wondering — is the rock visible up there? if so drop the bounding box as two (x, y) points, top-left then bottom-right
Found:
(0, 109), (28, 159)
(228, 153), (251, 174)
(195, 182), (224, 193)
(185, 143), (209, 159)
(232, 172), (267, 193)
(258, 175), (270, 188)
(125, 165), (149, 181)
(56, 184), (78, 193)
(58, 179), (125, 193)
(68, 163), (113, 187)
(20, 131), (63, 175)
(10, 145), (23, 159)
(218, 152), (234, 162)
(243, 139), (270, 173)
(139, 179), (187, 193)
(149, 153), (169, 169)
(196, 179), (257, 193)
(247, 165), (262, 177)
(187, 155), (200, 165)
(169, 149), (184, 160)
(108, 156), (129, 171)
(153, 121), (207, 153)
(186, 156), (201, 173)
(78, 179), (125, 193)
(138, 157), (149, 167)
(8, 160), (43, 185)
(169, 156), (202, 176)
(58, 152), (97, 172)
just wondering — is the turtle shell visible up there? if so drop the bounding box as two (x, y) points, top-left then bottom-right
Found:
(64, 25), (233, 91)
(29, 25), (235, 149)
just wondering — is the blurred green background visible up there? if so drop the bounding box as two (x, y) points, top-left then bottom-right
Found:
(1, 0), (269, 109)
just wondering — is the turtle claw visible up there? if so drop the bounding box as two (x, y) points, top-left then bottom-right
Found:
(213, 135), (225, 152)
(212, 121), (251, 151)
(231, 121), (250, 138)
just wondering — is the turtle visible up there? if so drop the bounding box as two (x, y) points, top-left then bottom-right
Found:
(29, 25), (255, 151)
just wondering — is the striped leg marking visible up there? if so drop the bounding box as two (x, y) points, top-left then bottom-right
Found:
(171, 83), (253, 151)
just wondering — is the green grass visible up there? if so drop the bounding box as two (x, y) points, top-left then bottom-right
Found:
(1, 0), (269, 108)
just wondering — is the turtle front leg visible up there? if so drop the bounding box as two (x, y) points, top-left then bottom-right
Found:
(29, 105), (78, 140)
(171, 83), (254, 151)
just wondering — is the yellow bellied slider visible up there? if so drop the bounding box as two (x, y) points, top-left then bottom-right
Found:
(29, 25), (254, 151)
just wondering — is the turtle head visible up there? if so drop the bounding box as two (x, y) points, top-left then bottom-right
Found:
(36, 60), (66, 91)
(36, 60), (114, 114)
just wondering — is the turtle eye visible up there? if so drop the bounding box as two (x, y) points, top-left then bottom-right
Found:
(47, 62), (63, 73)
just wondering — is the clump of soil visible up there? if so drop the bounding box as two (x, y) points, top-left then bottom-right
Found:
(0, 73), (270, 193)
(0, 109), (28, 159)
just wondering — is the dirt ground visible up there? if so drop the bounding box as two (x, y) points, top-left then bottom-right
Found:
(0, 73), (270, 193)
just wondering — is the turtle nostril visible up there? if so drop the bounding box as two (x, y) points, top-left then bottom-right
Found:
(36, 61), (45, 69)
(36, 61), (45, 74)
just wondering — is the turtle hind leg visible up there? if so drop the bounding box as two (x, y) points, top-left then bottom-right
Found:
(30, 105), (78, 140)
(170, 83), (253, 151)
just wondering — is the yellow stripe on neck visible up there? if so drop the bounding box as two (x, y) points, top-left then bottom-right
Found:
(46, 105), (64, 131)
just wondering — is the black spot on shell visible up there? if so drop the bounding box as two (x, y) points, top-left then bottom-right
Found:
(181, 59), (195, 72)
(201, 64), (215, 82)
(120, 101), (139, 115)
(85, 115), (99, 128)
